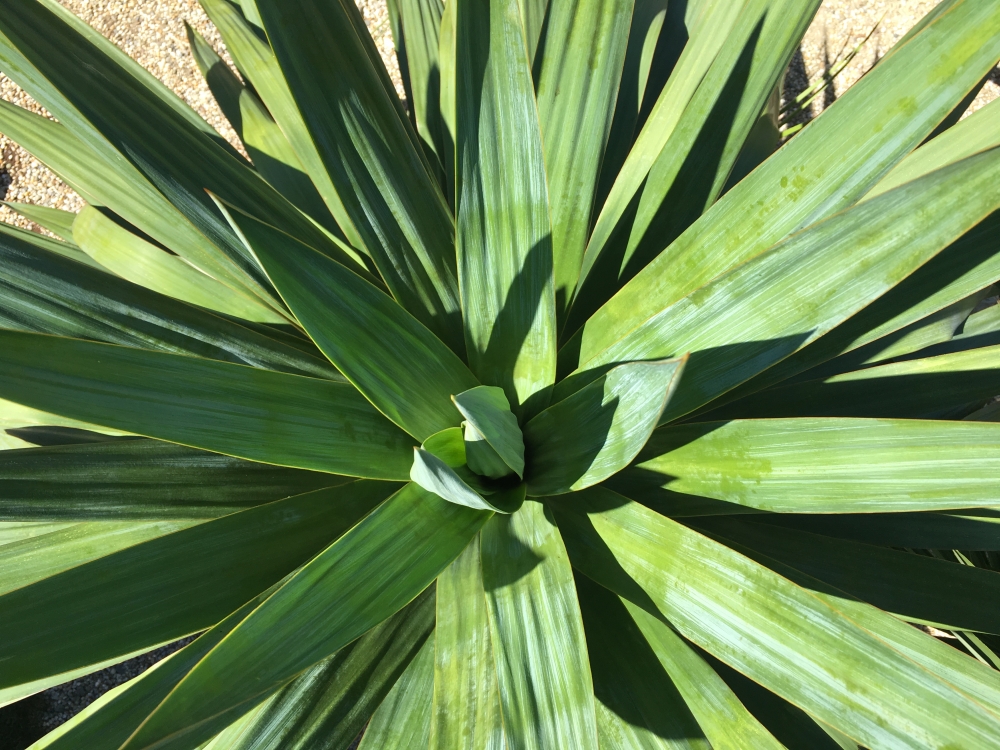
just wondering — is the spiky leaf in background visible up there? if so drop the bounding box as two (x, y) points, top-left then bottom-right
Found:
(1, 0), (1000, 747)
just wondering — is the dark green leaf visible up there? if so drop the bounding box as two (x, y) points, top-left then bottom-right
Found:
(0, 439), (341, 520)
(0, 482), (392, 694)
(220, 203), (476, 440)
(256, 0), (464, 351)
(119, 484), (488, 750)
(0, 226), (339, 378)
(0, 330), (415, 479)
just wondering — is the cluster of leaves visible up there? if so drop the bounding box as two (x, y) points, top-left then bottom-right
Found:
(0, 0), (999, 748)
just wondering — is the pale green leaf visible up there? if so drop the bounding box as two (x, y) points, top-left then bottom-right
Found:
(430, 534), (505, 750)
(481, 500), (598, 750)
(456, 0), (557, 413)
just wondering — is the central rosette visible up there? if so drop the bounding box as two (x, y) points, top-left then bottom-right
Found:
(410, 385), (527, 514)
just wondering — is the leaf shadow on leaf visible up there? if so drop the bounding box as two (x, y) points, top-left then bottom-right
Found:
(565, 16), (765, 339)
(550, 497), (660, 618)
(523, 392), (619, 494)
(576, 569), (708, 743)
(480, 512), (544, 588)
(620, 18), (765, 285)
(480, 237), (555, 418)
(710, 369), (1000, 421)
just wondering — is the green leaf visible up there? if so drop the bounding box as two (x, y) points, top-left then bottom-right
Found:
(712, 211), (1000, 409)
(619, 418), (1000, 514)
(422, 426), (468, 467)
(867, 97), (1000, 200)
(28, 585), (277, 750)
(197, 0), (365, 255)
(555, 489), (1000, 748)
(430, 534), (505, 750)
(119, 484), (489, 750)
(72, 206), (285, 323)
(220, 203), (477, 440)
(698, 518), (1000, 634)
(0, 83), (268, 307)
(394, 0), (446, 161)
(0, 226), (339, 379)
(575, 573), (710, 749)
(0, 644), (166, 710)
(0, 0), (359, 303)
(517, 0), (549, 63)
(0, 520), (199, 598)
(198, 590), (436, 750)
(0, 330), (415, 479)
(622, 600), (784, 750)
(0, 218), (104, 270)
(456, 0), (557, 413)
(617, 0), (820, 293)
(713, 526), (1000, 713)
(0, 440), (341, 521)
(256, 0), (464, 351)
(410, 447), (506, 512)
(0, 397), (128, 439)
(481, 500), (598, 750)
(453, 385), (525, 478)
(706, 655), (855, 750)
(0, 482), (392, 695)
(0, 201), (76, 241)
(569, 0), (744, 330)
(185, 23), (340, 237)
(534, 0), (633, 322)
(744, 510), (1000, 552)
(559, 147), (1000, 424)
(358, 636), (435, 749)
(464, 421), (515, 480)
(572, 0), (1000, 368)
(593, 0), (670, 214)
(524, 357), (685, 496)
(719, 343), (1000, 419)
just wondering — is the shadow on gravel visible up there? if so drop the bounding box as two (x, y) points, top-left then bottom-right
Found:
(0, 637), (193, 749)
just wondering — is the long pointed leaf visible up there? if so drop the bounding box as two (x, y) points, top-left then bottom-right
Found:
(256, 0), (464, 351)
(534, 0), (633, 322)
(573, 0), (1000, 368)
(0, 330), (415, 479)
(119, 484), (489, 750)
(358, 636), (435, 749)
(0, 440), (340, 521)
(560, 147), (1000, 424)
(616, 418), (1000, 513)
(555, 489), (1000, 749)
(221, 204), (477, 440)
(430, 534), (505, 750)
(199, 590), (436, 750)
(456, 0), (557, 413)
(0, 482), (392, 695)
(72, 206), (283, 323)
(481, 500), (598, 749)
(0, 226), (338, 379)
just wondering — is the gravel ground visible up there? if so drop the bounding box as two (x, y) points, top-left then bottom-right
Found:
(0, 0), (998, 745)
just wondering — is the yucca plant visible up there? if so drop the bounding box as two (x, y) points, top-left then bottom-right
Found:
(1, 0), (1000, 746)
